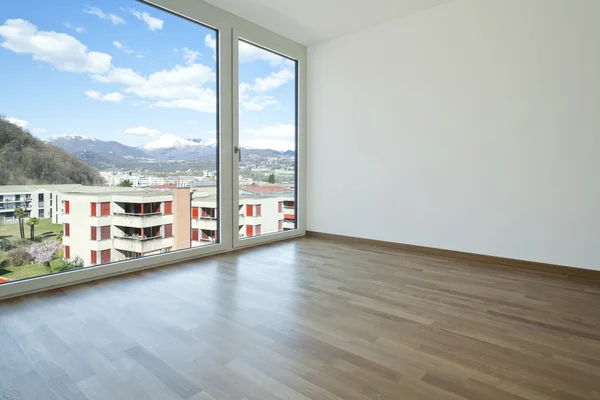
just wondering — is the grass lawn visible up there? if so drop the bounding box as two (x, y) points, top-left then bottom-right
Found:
(0, 219), (67, 282)
(0, 219), (62, 241)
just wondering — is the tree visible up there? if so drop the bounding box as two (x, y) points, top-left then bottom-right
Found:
(15, 207), (28, 240)
(118, 179), (133, 187)
(27, 217), (39, 241)
(28, 241), (60, 274)
(268, 173), (276, 184)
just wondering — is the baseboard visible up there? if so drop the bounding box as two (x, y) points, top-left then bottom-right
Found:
(306, 231), (600, 280)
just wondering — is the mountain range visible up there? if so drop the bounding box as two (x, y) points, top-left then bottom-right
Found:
(45, 134), (292, 173)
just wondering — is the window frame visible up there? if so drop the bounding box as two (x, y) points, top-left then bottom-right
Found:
(0, 0), (306, 300)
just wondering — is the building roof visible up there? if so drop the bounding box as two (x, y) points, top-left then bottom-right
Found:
(240, 185), (294, 195)
(0, 184), (83, 194)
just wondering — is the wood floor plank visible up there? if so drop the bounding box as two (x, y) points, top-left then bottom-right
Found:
(1, 236), (600, 399)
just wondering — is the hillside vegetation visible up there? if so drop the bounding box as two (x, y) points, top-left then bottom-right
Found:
(0, 118), (104, 185)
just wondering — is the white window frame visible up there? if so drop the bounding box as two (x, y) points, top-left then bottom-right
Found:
(0, 0), (306, 300)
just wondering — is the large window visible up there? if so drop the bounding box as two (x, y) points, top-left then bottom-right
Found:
(0, 0), (305, 297)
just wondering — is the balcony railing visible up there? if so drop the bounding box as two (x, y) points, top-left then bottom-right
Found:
(116, 235), (163, 241)
(200, 215), (217, 220)
(113, 212), (163, 217)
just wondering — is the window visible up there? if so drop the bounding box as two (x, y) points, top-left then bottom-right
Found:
(38, 193), (44, 202)
(192, 228), (199, 241)
(64, 201), (70, 215)
(100, 250), (110, 264)
(91, 227), (97, 241)
(255, 205), (262, 217)
(64, 246), (70, 259)
(164, 201), (173, 215)
(246, 204), (254, 217)
(164, 224), (173, 238)
(91, 251), (97, 265)
(245, 225), (262, 237)
(100, 202), (111, 217)
(64, 223), (70, 237)
(192, 207), (199, 219)
(278, 220), (283, 231)
(278, 202), (283, 213)
(91, 203), (97, 217)
(100, 226), (111, 241)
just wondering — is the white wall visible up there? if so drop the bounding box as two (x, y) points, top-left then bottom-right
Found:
(307, 0), (600, 270)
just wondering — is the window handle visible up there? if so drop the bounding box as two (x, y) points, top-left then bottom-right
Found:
(234, 145), (241, 162)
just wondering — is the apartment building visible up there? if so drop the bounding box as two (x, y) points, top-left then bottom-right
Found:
(62, 187), (190, 267)
(0, 184), (82, 222)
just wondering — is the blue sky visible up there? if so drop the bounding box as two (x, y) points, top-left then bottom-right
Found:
(0, 0), (296, 151)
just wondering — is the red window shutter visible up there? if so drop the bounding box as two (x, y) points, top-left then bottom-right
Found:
(100, 202), (110, 216)
(246, 225), (253, 237)
(256, 205), (262, 216)
(278, 220), (283, 231)
(101, 226), (110, 240)
(278, 202), (283, 213)
(65, 201), (70, 215)
(192, 207), (199, 219)
(101, 249), (110, 264)
(256, 225), (261, 235)
(64, 223), (70, 237)
(214, 230), (217, 240)
(91, 250), (97, 265)
(246, 204), (253, 217)
(65, 246), (70, 259)
(165, 224), (173, 238)
(91, 227), (97, 241)
(191, 228), (198, 241)
(164, 201), (173, 215)
(91, 203), (97, 217)
(284, 214), (294, 220)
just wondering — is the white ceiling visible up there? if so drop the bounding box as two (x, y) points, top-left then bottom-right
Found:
(202, 0), (453, 46)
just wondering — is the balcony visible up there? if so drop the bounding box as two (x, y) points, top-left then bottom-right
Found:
(283, 220), (295, 230)
(112, 212), (171, 228)
(113, 236), (174, 253)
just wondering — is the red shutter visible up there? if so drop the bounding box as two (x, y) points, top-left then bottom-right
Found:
(91, 202), (97, 216)
(164, 201), (173, 215)
(101, 249), (110, 264)
(278, 202), (283, 213)
(192, 207), (199, 219)
(100, 202), (110, 216)
(191, 228), (198, 241)
(256, 225), (261, 235)
(91, 226), (97, 241)
(278, 220), (283, 231)
(256, 205), (262, 216)
(65, 201), (70, 215)
(165, 224), (173, 238)
(246, 225), (253, 237)
(101, 226), (110, 240)
(64, 223), (70, 237)
(65, 246), (70, 259)
(91, 250), (97, 265)
(284, 214), (294, 220)
(246, 204), (253, 217)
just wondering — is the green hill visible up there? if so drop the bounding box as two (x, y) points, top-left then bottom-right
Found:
(0, 117), (104, 185)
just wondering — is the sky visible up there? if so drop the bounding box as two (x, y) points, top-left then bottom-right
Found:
(0, 0), (296, 151)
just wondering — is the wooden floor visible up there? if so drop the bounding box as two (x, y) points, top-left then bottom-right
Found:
(2, 236), (600, 400)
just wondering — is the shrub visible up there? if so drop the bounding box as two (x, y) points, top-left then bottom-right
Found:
(70, 256), (84, 269)
(6, 247), (33, 267)
(0, 238), (16, 252)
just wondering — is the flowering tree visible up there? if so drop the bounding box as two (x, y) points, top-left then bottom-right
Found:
(28, 241), (61, 274)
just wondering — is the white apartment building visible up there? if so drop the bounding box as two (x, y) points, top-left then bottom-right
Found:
(100, 171), (211, 188)
(0, 184), (83, 222)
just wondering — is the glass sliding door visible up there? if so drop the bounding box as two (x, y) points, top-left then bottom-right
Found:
(233, 34), (302, 247)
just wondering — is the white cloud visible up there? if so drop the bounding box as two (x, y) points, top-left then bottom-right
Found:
(182, 48), (201, 65)
(188, 120), (198, 125)
(252, 68), (295, 93)
(243, 124), (295, 138)
(84, 6), (126, 25)
(205, 34), (216, 58)
(152, 90), (216, 113)
(3, 117), (28, 129)
(124, 127), (162, 137)
(0, 19), (112, 74)
(130, 9), (164, 31)
(92, 67), (145, 86)
(85, 90), (125, 102)
(113, 41), (134, 54)
(239, 40), (289, 66)
(242, 95), (278, 111)
(31, 128), (47, 134)
(63, 23), (86, 34)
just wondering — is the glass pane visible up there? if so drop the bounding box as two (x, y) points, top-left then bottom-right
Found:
(0, 0), (218, 285)
(237, 40), (297, 239)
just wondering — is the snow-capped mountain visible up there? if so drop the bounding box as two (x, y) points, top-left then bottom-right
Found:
(46, 134), (100, 142)
(143, 134), (204, 151)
